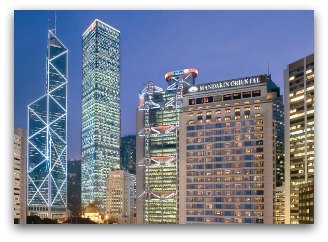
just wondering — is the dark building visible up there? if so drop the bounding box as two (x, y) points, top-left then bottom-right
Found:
(267, 76), (285, 187)
(120, 135), (136, 175)
(67, 160), (81, 216)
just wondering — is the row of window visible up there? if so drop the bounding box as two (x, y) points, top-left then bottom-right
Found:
(186, 217), (263, 223)
(186, 161), (264, 169)
(186, 183), (264, 189)
(188, 90), (262, 106)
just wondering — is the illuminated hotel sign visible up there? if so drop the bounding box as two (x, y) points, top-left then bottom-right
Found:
(189, 75), (266, 93)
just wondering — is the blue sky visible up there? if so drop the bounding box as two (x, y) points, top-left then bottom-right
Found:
(14, 10), (314, 159)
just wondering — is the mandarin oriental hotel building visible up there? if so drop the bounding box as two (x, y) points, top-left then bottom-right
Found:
(178, 74), (283, 224)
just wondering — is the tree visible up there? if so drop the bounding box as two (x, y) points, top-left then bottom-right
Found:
(27, 215), (58, 224)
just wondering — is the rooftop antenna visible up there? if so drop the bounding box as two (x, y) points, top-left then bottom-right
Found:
(54, 10), (57, 34)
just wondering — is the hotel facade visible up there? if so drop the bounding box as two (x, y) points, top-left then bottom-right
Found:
(81, 19), (121, 212)
(178, 74), (283, 224)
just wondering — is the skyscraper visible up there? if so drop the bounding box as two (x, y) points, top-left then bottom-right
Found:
(136, 69), (197, 224)
(14, 127), (27, 224)
(27, 29), (68, 219)
(284, 53), (314, 224)
(120, 135), (136, 175)
(81, 19), (121, 212)
(178, 74), (278, 224)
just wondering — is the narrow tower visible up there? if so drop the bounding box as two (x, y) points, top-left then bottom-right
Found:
(81, 19), (121, 212)
(27, 29), (68, 219)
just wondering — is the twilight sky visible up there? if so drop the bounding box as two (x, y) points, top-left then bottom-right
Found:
(14, 10), (314, 159)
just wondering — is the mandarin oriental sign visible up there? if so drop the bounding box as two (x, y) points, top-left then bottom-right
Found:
(193, 75), (266, 93)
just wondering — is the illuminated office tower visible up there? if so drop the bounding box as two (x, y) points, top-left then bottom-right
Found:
(136, 69), (197, 224)
(14, 127), (27, 224)
(27, 30), (68, 219)
(82, 19), (121, 212)
(106, 170), (135, 224)
(284, 54), (314, 224)
(178, 74), (279, 224)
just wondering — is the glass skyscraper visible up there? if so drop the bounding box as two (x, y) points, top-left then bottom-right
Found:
(81, 19), (121, 212)
(27, 30), (68, 219)
(136, 69), (197, 224)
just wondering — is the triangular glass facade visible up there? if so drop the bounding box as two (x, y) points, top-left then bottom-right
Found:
(27, 30), (68, 219)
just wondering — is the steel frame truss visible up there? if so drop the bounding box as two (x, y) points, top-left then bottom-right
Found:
(27, 30), (68, 217)
(137, 73), (192, 224)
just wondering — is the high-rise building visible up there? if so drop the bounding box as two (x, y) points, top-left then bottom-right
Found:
(136, 69), (197, 224)
(298, 182), (314, 224)
(274, 185), (285, 224)
(81, 19), (121, 212)
(67, 159), (81, 216)
(284, 53), (314, 224)
(178, 74), (279, 224)
(27, 29), (68, 219)
(106, 170), (135, 224)
(120, 135), (136, 174)
(14, 127), (27, 224)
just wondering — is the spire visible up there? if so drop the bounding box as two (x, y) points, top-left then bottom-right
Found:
(48, 10), (57, 34)
(55, 10), (57, 34)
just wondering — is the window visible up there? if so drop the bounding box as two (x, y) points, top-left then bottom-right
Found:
(189, 99), (195, 105)
(206, 111), (211, 115)
(255, 106), (261, 111)
(225, 109), (231, 113)
(216, 117), (222, 122)
(204, 96), (214, 103)
(233, 93), (241, 99)
(242, 91), (251, 98)
(215, 110), (221, 114)
(196, 97), (204, 104)
(223, 94), (232, 101)
(252, 90), (261, 97)
(225, 116), (231, 121)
